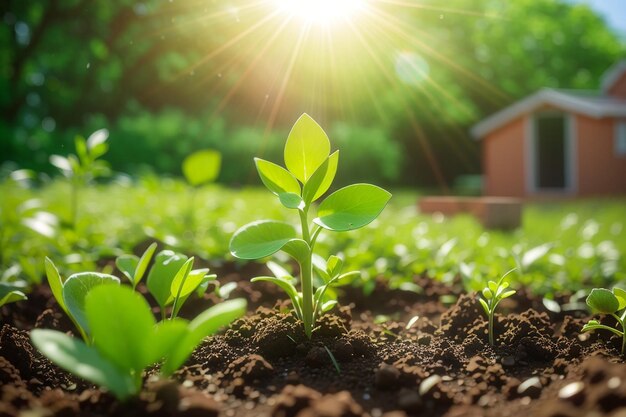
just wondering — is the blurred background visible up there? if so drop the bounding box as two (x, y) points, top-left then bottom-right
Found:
(2, 0), (624, 189)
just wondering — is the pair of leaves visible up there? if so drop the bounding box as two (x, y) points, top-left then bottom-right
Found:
(182, 150), (221, 187)
(255, 114), (339, 210)
(45, 257), (120, 340)
(229, 183), (391, 261)
(146, 250), (215, 317)
(31, 285), (246, 400)
(116, 243), (157, 289)
(586, 287), (626, 314)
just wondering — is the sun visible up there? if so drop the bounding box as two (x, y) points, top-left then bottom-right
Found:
(274, 0), (367, 24)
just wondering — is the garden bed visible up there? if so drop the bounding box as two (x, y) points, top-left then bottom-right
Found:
(1, 263), (624, 417)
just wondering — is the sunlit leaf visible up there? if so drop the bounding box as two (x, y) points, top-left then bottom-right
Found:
(284, 114), (330, 183)
(255, 158), (300, 196)
(229, 220), (298, 259)
(63, 272), (120, 338)
(586, 288), (619, 314)
(182, 150), (221, 186)
(314, 184), (391, 231)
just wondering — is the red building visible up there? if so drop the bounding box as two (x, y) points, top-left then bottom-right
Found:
(471, 60), (626, 198)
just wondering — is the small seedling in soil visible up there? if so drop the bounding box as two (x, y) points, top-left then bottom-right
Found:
(116, 242), (158, 291)
(479, 268), (516, 346)
(146, 249), (217, 320)
(49, 129), (111, 229)
(229, 113), (391, 338)
(581, 287), (626, 354)
(31, 285), (246, 400)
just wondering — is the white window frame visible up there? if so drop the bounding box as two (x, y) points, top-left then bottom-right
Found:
(615, 121), (626, 157)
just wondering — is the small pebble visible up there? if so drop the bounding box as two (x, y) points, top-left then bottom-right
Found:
(419, 375), (442, 396)
(607, 376), (622, 389)
(517, 377), (542, 398)
(501, 356), (516, 368)
(558, 382), (584, 399)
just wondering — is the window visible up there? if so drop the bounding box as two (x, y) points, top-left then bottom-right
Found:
(616, 122), (626, 156)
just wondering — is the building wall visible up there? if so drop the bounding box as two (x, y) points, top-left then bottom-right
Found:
(483, 116), (526, 197)
(607, 72), (626, 99)
(576, 115), (626, 195)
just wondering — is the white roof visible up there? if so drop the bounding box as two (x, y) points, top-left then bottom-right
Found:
(470, 88), (626, 139)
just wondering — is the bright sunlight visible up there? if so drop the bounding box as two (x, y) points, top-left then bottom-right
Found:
(274, 0), (367, 24)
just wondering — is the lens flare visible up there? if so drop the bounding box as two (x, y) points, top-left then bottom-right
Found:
(274, 0), (366, 24)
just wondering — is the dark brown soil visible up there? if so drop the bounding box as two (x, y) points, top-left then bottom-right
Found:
(1, 267), (625, 417)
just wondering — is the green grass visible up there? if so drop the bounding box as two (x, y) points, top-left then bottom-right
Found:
(1, 177), (624, 296)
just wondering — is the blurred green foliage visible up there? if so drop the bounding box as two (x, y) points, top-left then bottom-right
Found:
(1, 0), (624, 186)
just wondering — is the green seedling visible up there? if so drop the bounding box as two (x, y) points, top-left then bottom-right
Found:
(146, 250), (217, 320)
(31, 285), (246, 400)
(116, 242), (158, 290)
(45, 257), (120, 341)
(49, 129), (111, 229)
(581, 287), (626, 354)
(182, 149), (221, 232)
(479, 268), (516, 346)
(0, 282), (27, 309)
(229, 114), (391, 338)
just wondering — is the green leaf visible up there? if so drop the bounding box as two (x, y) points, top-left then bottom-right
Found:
(63, 272), (120, 338)
(487, 281), (498, 293)
(85, 285), (155, 372)
(147, 319), (189, 365)
(75, 136), (88, 164)
(581, 322), (624, 336)
(613, 287), (626, 311)
(147, 250), (188, 310)
(586, 288), (620, 314)
(116, 255), (139, 285)
(50, 155), (72, 175)
(134, 242), (157, 288)
(182, 150), (221, 186)
(254, 158), (301, 196)
(30, 329), (136, 400)
(312, 151), (339, 202)
(278, 193), (304, 210)
(169, 257), (197, 305)
(252, 276), (300, 307)
(45, 257), (67, 314)
(266, 261), (293, 280)
(162, 298), (246, 375)
(482, 288), (493, 300)
(302, 157), (329, 205)
(282, 239), (310, 265)
(500, 290), (516, 299)
(314, 184), (391, 232)
(284, 114), (330, 183)
(229, 220), (298, 260)
(479, 297), (490, 316)
(327, 255), (343, 278)
(86, 129), (109, 151)
(0, 287), (27, 307)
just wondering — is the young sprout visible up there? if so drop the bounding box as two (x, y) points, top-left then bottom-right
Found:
(229, 114), (391, 338)
(581, 287), (626, 354)
(479, 268), (516, 346)
(49, 129), (110, 229)
(31, 285), (246, 400)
